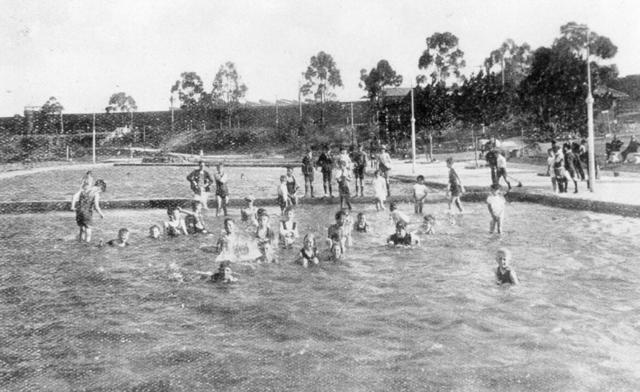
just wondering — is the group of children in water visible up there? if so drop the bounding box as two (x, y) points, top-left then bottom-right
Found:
(71, 147), (518, 286)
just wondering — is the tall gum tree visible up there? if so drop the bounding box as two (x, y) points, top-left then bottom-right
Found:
(301, 51), (343, 126)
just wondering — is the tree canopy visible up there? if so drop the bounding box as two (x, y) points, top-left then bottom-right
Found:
(418, 32), (466, 86)
(106, 92), (137, 113)
(171, 72), (207, 110)
(359, 59), (403, 103)
(301, 51), (343, 104)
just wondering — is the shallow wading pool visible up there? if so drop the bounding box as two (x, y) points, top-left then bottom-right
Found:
(1, 202), (640, 391)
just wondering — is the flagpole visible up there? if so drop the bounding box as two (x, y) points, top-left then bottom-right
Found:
(410, 82), (416, 173)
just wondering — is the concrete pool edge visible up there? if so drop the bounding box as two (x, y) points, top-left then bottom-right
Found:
(2, 190), (640, 218)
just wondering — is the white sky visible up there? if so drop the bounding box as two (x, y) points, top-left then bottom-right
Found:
(0, 0), (638, 116)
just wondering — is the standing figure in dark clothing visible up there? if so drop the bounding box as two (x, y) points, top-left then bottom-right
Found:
(301, 148), (316, 198)
(563, 143), (579, 193)
(187, 161), (213, 210)
(571, 142), (585, 180)
(316, 145), (334, 197)
(485, 147), (498, 186)
(350, 144), (367, 197)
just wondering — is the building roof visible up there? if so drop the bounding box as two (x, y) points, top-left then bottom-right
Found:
(382, 87), (411, 99)
(594, 86), (630, 99)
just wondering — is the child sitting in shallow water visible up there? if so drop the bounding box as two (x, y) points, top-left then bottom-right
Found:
(279, 206), (299, 248)
(256, 210), (277, 263)
(211, 261), (238, 283)
(240, 195), (258, 226)
(296, 233), (320, 267)
(328, 232), (343, 261)
(103, 228), (130, 247)
(495, 248), (518, 285)
(180, 201), (208, 234)
(354, 212), (370, 233)
(422, 214), (435, 235)
(164, 205), (188, 236)
(327, 210), (347, 257)
(387, 221), (420, 247)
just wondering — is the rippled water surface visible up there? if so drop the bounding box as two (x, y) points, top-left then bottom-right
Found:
(1, 202), (640, 391)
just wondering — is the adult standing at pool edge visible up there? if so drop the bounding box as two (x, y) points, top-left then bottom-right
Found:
(187, 161), (213, 210)
(378, 145), (392, 197)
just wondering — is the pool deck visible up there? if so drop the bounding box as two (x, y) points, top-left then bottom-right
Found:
(389, 156), (640, 216)
(1, 156), (640, 216)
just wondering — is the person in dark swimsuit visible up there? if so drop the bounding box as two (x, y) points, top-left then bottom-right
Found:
(72, 179), (106, 243)
(351, 144), (367, 197)
(214, 163), (229, 216)
(301, 148), (316, 198)
(354, 212), (370, 233)
(297, 233), (319, 267)
(316, 145), (334, 197)
(495, 248), (519, 285)
(387, 221), (419, 247)
(187, 161), (213, 210)
(211, 261), (238, 283)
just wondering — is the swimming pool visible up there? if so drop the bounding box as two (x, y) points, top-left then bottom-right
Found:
(1, 202), (640, 391)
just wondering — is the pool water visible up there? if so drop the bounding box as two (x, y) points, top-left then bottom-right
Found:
(1, 202), (640, 391)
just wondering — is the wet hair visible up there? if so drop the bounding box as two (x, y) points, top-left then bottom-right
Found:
(167, 205), (179, 216)
(357, 212), (365, 219)
(94, 179), (107, 192)
(118, 228), (129, 237)
(396, 221), (407, 229)
(335, 210), (346, 221)
(330, 232), (341, 242)
(149, 224), (161, 233)
(280, 175), (287, 182)
(218, 261), (230, 272)
(198, 160), (205, 166)
(496, 248), (511, 259)
(416, 175), (424, 181)
(223, 218), (234, 227)
(256, 208), (267, 217)
(446, 157), (454, 165)
(423, 214), (435, 222)
(192, 200), (203, 211)
(286, 167), (294, 172)
(490, 183), (501, 191)
(389, 202), (397, 211)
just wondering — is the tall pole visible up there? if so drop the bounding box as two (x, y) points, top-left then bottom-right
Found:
(170, 96), (175, 132)
(298, 79), (303, 120)
(275, 96), (279, 128)
(60, 111), (64, 134)
(92, 113), (96, 164)
(410, 84), (416, 173)
(472, 127), (478, 168)
(586, 27), (595, 192)
(350, 102), (355, 145)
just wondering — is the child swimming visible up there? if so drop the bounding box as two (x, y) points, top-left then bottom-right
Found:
(486, 183), (506, 235)
(495, 248), (519, 285)
(71, 179), (106, 243)
(296, 233), (320, 267)
(106, 228), (130, 247)
(328, 232), (343, 261)
(279, 206), (299, 248)
(149, 225), (161, 239)
(354, 212), (370, 233)
(387, 221), (420, 247)
(164, 205), (188, 236)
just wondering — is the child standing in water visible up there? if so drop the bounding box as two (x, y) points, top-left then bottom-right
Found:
(277, 175), (291, 215)
(240, 195), (258, 226)
(373, 170), (387, 211)
(336, 160), (353, 211)
(446, 158), (464, 214)
(256, 211), (277, 263)
(214, 163), (229, 216)
(495, 248), (519, 285)
(296, 233), (320, 267)
(285, 167), (300, 205)
(487, 184), (506, 235)
(71, 179), (106, 243)
(389, 202), (410, 227)
(164, 205), (188, 236)
(279, 206), (299, 248)
(180, 201), (208, 234)
(354, 212), (370, 233)
(327, 210), (347, 258)
(413, 175), (429, 214)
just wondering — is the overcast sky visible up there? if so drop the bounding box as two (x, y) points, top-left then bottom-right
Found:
(0, 0), (638, 116)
